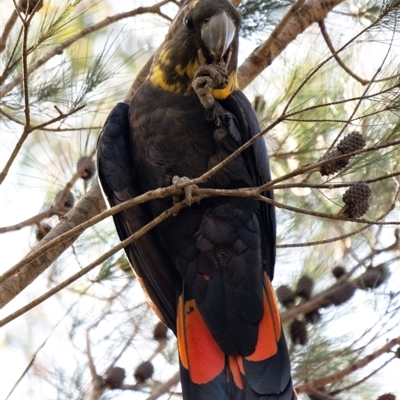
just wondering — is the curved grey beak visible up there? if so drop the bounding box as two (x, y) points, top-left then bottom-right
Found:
(201, 12), (236, 62)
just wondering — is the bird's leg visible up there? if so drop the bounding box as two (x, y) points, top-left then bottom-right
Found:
(192, 63), (229, 109)
(172, 176), (198, 213)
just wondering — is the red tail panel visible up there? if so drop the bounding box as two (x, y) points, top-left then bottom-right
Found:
(176, 278), (296, 399)
(177, 296), (225, 384)
(246, 274), (281, 362)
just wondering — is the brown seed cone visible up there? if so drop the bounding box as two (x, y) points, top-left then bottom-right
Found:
(55, 190), (75, 209)
(357, 265), (389, 290)
(295, 275), (314, 300)
(342, 182), (371, 218)
(35, 222), (52, 241)
(77, 156), (96, 180)
(134, 361), (154, 383)
(377, 394), (396, 400)
(332, 266), (346, 279)
(325, 282), (356, 306)
(337, 132), (366, 154)
(105, 366), (126, 388)
(276, 285), (296, 308)
(289, 319), (308, 345)
(319, 150), (350, 176)
(319, 132), (365, 176)
(153, 321), (168, 342)
(304, 309), (321, 324)
(343, 200), (370, 218)
(18, 0), (43, 14)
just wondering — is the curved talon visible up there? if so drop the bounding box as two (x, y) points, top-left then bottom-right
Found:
(192, 76), (215, 108)
(192, 64), (229, 108)
(172, 175), (198, 214)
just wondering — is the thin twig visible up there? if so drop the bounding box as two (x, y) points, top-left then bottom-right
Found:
(237, 0), (344, 89)
(86, 326), (98, 381)
(4, 303), (76, 400)
(0, 11), (18, 54)
(0, 149), (97, 234)
(273, 171), (400, 190)
(260, 140), (400, 194)
(328, 45), (393, 153)
(330, 357), (395, 395)
(280, 10), (394, 121)
(295, 336), (400, 393)
(0, 27), (22, 85)
(0, 104), (86, 184)
(278, 224), (372, 248)
(21, 8), (31, 131)
(0, 107), (24, 124)
(85, 284), (138, 400)
(0, 209), (60, 233)
(285, 83), (397, 120)
(319, 21), (369, 85)
(145, 371), (180, 400)
(0, 0), (174, 99)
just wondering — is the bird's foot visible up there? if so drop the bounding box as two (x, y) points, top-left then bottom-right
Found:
(172, 176), (198, 214)
(192, 64), (229, 109)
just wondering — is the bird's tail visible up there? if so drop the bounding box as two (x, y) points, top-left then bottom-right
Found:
(177, 274), (297, 400)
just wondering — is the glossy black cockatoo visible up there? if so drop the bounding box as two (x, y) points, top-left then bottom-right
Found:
(97, 0), (296, 398)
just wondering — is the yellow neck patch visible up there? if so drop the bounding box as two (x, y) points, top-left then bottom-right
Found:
(212, 72), (238, 100)
(150, 55), (238, 100)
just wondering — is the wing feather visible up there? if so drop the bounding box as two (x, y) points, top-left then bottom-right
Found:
(97, 102), (179, 331)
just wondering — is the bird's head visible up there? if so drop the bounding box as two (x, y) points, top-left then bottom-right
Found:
(150, 0), (241, 98)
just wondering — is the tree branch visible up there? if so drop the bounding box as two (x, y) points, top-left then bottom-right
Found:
(318, 20), (369, 85)
(0, 183), (106, 309)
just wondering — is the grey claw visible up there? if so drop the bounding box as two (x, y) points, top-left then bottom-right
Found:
(172, 176), (197, 214)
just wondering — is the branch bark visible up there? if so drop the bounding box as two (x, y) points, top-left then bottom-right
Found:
(0, 183), (105, 308)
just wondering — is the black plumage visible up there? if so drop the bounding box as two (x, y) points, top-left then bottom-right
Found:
(98, 1), (295, 399)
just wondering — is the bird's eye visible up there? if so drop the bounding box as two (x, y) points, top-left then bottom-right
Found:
(184, 16), (194, 29)
(203, 18), (210, 24)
